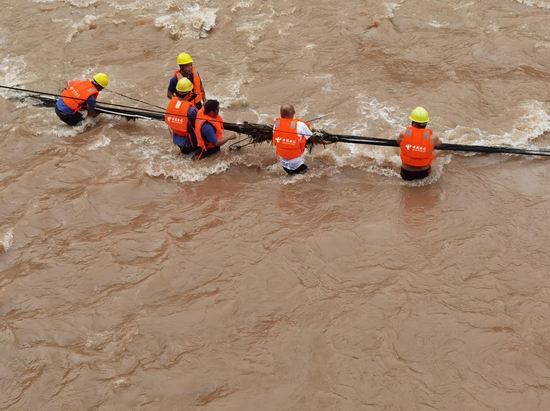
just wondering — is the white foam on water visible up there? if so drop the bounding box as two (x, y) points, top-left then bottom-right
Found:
(313, 73), (335, 93)
(154, 3), (217, 39)
(34, 0), (97, 5)
(347, 94), (401, 136)
(231, 1), (253, 12)
(45, 116), (98, 138)
(443, 100), (550, 147)
(248, 107), (273, 124)
(1, 229), (14, 252)
(209, 77), (249, 110)
(52, 14), (100, 43)
(36, 0), (98, 6)
(0, 56), (36, 90)
(88, 135), (111, 151)
(535, 40), (550, 48)
(235, 11), (277, 47)
(382, 2), (402, 17)
(513, 0), (550, 9)
(114, 378), (128, 388)
(34, 0), (217, 39)
(144, 150), (236, 182)
(67, 0), (99, 6)
(453, 1), (475, 10)
(111, 0), (158, 11)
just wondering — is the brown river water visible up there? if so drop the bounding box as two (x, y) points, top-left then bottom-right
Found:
(2, 0), (550, 410)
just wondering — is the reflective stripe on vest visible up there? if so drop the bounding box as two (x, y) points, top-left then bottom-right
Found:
(195, 108), (224, 160)
(272, 118), (310, 160)
(174, 66), (202, 105)
(165, 97), (192, 137)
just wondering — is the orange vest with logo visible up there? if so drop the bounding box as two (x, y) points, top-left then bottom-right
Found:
(195, 108), (224, 160)
(60, 79), (98, 112)
(400, 126), (436, 167)
(165, 97), (193, 137)
(272, 118), (310, 160)
(175, 66), (202, 105)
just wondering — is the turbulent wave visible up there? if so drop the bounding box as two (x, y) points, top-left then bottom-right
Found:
(33, 0), (98, 4)
(443, 101), (550, 147)
(514, 0), (550, 9)
(0, 56), (36, 88)
(52, 14), (100, 44)
(88, 135), (112, 151)
(144, 151), (234, 182)
(1, 229), (14, 252)
(154, 3), (218, 39)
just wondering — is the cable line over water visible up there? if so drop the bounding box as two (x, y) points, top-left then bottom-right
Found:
(3, 85), (550, 157)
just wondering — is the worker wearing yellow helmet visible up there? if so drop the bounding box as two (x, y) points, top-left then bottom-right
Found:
(165, 78), (200, 155)
(55, 73), (109, 126)
(167, 52), (206, 109)
(397, 106), (443, 181)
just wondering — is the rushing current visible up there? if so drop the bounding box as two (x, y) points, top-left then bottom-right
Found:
(2, 0), (550, 410)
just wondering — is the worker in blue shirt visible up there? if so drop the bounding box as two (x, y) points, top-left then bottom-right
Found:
(55, 73), (109, 126)
(195, 100), (236, 160)
(165, 78), (198, 154)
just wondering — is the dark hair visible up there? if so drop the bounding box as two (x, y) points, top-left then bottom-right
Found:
(412, 121), (427, 129)
(175, 90), (193, 99)
(204, 99), (219, 114)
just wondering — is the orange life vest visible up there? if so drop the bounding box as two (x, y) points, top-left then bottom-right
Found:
(195, 108), (224, 160)
(400, 126), (436, 167)
(175, 66), (202, 105)
(272, 118), (310, 160)
(60, 79), (98, 112)
(165, 97), (193, 137)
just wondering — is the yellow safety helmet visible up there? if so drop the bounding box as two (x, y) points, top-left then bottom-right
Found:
(409, 106), (429, 123)
(92, 73), (109, 89)
(176, 78), (194, 93)
(177, 53), (193, 65)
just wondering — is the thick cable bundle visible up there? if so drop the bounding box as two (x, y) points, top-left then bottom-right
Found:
(4, 85), (550, 158)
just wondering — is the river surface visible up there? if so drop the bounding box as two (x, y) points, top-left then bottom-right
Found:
(2, 0), (550, 410)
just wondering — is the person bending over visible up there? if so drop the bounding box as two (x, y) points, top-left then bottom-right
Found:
(55, 73), (109, 126)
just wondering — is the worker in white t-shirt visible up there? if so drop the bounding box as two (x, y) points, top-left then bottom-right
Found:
(272, 104), (329, 174)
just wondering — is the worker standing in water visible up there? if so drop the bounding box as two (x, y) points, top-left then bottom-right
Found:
(397, 106), (442, 181)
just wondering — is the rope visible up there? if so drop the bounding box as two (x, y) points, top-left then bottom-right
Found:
(105, 89), (165, 111)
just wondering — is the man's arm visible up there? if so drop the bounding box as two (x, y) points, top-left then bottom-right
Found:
(397, 130), (405, 145)
(200, 80), (206, 104)
(203, 123), (236, 147)
(213, 131), (237, 147)
(298, 122), (332, 144)
(87, 95), (100, 117)
(187, 107), (198, 137)
(432, 134), (443, 148)
(167, 76), (177, 99)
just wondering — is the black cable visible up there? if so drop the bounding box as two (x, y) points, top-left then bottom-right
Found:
(5, 85), (550, 157)
(0, 84), (167, 116)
